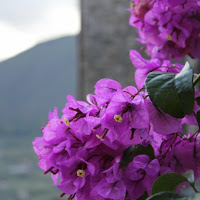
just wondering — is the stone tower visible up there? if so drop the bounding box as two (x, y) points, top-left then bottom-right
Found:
(79, 0), (140, 99)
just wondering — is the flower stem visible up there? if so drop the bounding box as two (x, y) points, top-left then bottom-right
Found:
(193, 73), (200, 86)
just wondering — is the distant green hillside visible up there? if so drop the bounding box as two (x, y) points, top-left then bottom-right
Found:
(0, 36), (77, 135)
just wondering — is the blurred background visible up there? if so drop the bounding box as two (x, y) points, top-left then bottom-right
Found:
(0, 0), (138, 199)
(0, 0), (79, 199)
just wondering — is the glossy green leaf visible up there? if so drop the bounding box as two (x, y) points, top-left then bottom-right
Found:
(148, 192), (200, 200)
(196, 97), (200, 106)
(119, 145), (135, 168)
(196, 109), (200, 130)
(180, 185), (195, 196)
(145, 62), (194, 118)
(194, 178), (200, 192)
(138, 192), (149, 200)
(147, 192), (187, 200)
(183, 170), (195, 184)
(196, 16), (200, 21)
(133, 144), (155, 160)
(152, 173), (189, 195)
(190, 193), (200, 200)
(119, 144), (155, 168)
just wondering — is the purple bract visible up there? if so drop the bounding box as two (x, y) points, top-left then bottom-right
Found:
(129, 0), (200, 60)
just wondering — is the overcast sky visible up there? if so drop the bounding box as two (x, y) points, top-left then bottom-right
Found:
(0, 0), (80, 61)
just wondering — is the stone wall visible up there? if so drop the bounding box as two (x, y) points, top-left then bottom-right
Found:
(79, 0), (140, 99)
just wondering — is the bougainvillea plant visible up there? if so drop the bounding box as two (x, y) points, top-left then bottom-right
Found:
(33, 1), (200, 200)
(129, 0), (200, 60)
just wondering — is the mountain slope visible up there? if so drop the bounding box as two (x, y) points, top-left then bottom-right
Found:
(0, 36), (77, 135)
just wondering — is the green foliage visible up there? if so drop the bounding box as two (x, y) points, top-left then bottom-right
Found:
(183, 170), (195, 184)
(195, 15), (200, 21)
(145, 62), (194, 118)
(195, 97), (200, 106)
(194, 178), (200, 192)
(149, 171), (200, 200)
(148, 192), (200, 200)
(147, 192), (188, 200)
(152, 173), (188, 195)
(138, 192), (149, 200)
(119, 145), (135, 168)
(119, 144), (155, 168)
(180, 185), (196, 196)
(196, 109), (200, 130)
(133, 144), (155, 160)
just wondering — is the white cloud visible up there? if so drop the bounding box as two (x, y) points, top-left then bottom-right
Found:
(0, 0), (79, 27)
(26, 3), (80, 42)
(0, 21), (36, 61)
(0, 0), (80, 61)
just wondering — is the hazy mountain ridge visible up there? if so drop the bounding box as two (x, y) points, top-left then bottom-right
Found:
(0, 36), (77, 135)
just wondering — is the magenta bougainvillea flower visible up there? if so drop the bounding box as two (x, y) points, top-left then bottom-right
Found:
(124, 155), (160, 199)
(129, 49), (183, 89)
(129, 0), (200, 60)
(31, 79), (154, 199)
(154, 133), (200, 179)
(32, 1), (200, 199)
(33, 75), (200, 199)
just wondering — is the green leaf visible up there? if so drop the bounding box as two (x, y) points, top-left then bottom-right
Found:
(119, 145), (135, 168)
(195, 97), (200, 106)
(133, 144), (155, 160)
(196, 109), (200, 130)
(183, 170), (195, 184)
(194, 178), (200, 192)
(190, 193), (200, 200)
(147, 192), (187, 200)
(195, 15), (200, 21)
(138, 192), (149, 200)
(180, 185), (195, 196)
(152, 173), (189, 195)
(145, 62), (194, 118)
(148, 192), (200, 200)
(119, 144), (155, 168)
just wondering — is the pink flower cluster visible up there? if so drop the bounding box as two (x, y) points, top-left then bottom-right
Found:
(33, 52), (200, 199)
(129, 0), (200, 60)
(33, 79), (159, 200)
(33, 1), (200, 199)
(154, 133), (200, 179)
